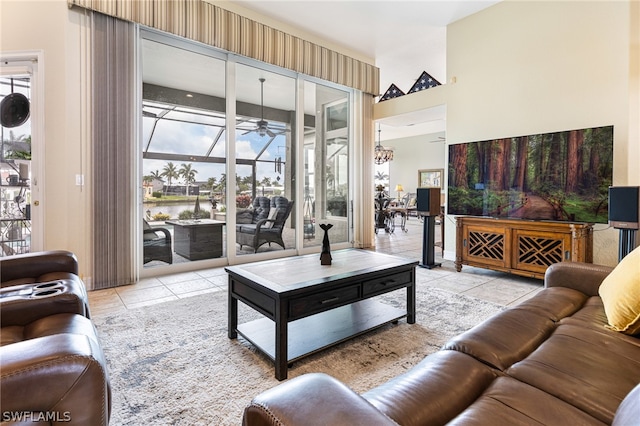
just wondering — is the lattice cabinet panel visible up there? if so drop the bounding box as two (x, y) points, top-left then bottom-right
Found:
(516, 234), (564, 265)
(456, 217), (593, 279)
(466, 228), (507, 269)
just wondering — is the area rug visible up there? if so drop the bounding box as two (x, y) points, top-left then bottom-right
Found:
(93, 285), (504, 425)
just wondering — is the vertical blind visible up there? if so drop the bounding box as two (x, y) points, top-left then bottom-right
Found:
(67, 0), (380, 95)
(79, 2), (377, 286)
(92, 13), (136, 288)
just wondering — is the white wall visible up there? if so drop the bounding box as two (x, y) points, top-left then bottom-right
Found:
(387, 132), (446, 200)
(445, 0), (636, 266)
(1, 1), (92, 277)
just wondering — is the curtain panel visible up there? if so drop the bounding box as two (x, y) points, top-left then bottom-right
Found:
(67, 0), (380, 95)
(92, 13), (136, 289)
(361, 93), (375, 247)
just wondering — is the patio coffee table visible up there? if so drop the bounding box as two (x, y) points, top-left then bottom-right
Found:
(166, 219), (225, 260)
(226, 249), (418, 380)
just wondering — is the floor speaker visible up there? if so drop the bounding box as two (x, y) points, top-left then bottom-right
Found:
(416, 188), (440, 216)
(416, 188), (442, 269)
(609, 186), (639, 230)
(609, 186), (639, 261)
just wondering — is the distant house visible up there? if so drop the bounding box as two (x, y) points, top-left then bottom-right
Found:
(164, 184), (200, 196)
(143, 177), (164, 198)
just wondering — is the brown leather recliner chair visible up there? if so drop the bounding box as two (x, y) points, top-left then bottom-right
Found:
(1, 250), (80, 285)
(0, 250), (91, 318)
(0, 251), (111, 425)
(1, 313), (112, 425)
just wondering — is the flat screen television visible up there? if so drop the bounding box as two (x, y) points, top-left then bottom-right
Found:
(447, 125), (613, 224)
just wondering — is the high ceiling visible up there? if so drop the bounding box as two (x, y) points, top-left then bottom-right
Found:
(229, 1), (499, 94)
(229, 0), (501, 140)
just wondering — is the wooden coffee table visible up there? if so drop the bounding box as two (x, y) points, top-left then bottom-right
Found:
(226, 249), (418, 380)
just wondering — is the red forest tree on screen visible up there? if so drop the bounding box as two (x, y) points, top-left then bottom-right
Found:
(448, 126), (613, 223)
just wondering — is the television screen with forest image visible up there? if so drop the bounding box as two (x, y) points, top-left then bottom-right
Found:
(447, 125), (613, 224)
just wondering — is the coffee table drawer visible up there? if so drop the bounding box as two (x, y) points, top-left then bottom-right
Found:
(289, 284), (360, 320)
(363, 271), (412, 296)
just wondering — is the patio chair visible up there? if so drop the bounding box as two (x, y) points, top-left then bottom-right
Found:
(143, 219), (173, 264)
(236, 196), (294, 253)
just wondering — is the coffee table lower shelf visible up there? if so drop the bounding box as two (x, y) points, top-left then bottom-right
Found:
(236, 299), (406, 364)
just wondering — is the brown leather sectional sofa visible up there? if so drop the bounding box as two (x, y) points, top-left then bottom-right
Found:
(244, 262), (640, 425)
(0, 251), (111, 426)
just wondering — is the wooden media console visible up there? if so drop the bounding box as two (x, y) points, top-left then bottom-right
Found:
(455, 216), (593, 279)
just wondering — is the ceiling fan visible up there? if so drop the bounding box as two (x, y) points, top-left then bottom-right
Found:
(240, 78), (290, 138)
(427, 136), (446, 143)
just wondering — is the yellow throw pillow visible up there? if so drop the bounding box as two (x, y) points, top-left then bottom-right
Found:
(599, 245), (640, 335)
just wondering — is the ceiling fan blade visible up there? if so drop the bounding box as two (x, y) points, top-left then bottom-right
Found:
(427, 136), (446, 143)
(267, 125), (290, 133)
(266, 129), (276, 138)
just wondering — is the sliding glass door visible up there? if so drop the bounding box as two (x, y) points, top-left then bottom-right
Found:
(139, 30), (354, 274)
(302, 81), (351, 249)
(234, 64), (296, 257)
(141, 37), (227, 269)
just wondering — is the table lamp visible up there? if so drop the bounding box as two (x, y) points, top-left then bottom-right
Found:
(395, 184), (404, 202)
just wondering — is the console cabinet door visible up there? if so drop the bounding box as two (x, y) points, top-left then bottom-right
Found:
(511, 228), (572, 275)
(461, 223), (509, 269)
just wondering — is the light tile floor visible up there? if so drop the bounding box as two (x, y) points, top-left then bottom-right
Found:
(87, 218), (543, 316)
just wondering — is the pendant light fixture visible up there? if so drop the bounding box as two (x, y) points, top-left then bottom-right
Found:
(374, 123), (394, 165)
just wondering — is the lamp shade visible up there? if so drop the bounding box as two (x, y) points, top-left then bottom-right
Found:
(395, 184), (404, 192)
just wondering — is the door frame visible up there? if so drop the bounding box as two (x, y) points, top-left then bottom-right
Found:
(0, 51), (45, 253)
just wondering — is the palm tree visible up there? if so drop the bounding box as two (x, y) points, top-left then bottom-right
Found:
(374, 171), (389, 182)
(179, 163), (197, 185)
(218, 174), (227, 205)
(161, 162), (179, 194)
(143, 170), (163, 185)
(179, 163), (198, 195)
(237, 175), (252, 192)
(4, 132), (31, 159)
(260, 177), (272, 187)
(207, 176), (225, 199)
